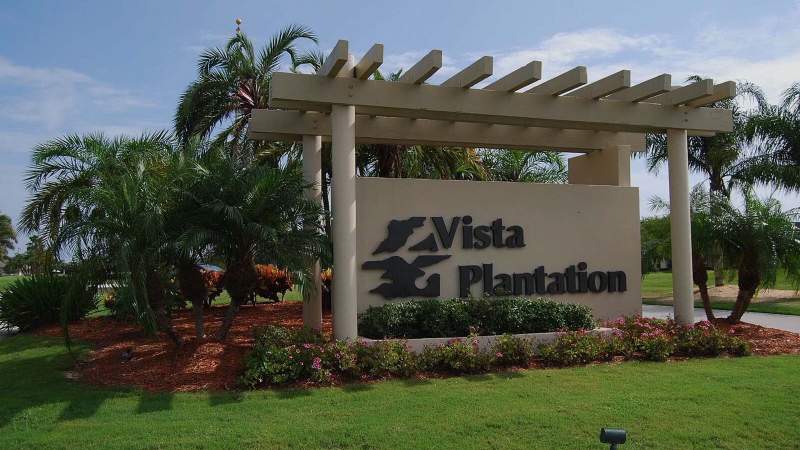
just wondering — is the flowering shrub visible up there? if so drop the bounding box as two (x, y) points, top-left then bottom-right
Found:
(253, 264), (293, 301)
(419, 336), (493, 374)
(200, 269), (225, 304)
(538, 331), (613, 366)
(673, 321), (751, 357)
(491, 334), (533, 367)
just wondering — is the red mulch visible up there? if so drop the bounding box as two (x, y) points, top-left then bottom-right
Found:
(37, 302), (332, 392)
(36, 305), (800, 392)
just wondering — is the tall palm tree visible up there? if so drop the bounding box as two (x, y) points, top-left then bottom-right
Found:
(174, 25), (317, 152)
(743, 82), (800, 191)
(0, 213), (16, 265)
(645, 76), (769, 285)
(176, 149), (327, 340)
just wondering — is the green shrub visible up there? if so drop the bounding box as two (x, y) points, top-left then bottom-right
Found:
(491, 334), (533, 367)
(352, 340), (417, 378)
(419, 337), (492, 374)
(0, 275), (96, 331)
(358, 297), (595, 339)
(538, 331), (613, 366)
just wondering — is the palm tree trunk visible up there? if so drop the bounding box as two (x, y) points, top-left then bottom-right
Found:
(216, 257), (257, 341)
(692, 254), (715, 320)
(728, 259), (760, 324)
(146, 270), (182, 346)
(177, 264), (208, 339)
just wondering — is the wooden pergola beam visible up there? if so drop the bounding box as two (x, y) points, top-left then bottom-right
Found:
(319, 40), (349, 78)
(268, 72), (734, 133)
(483, 61), (542, 92)
(398, 50), (442, 84)
(565, 70), (631, 99)
(686, 81), (737, 107)
(650, 79), (715, 106)
(248, 110), (647, 152)
(441, 56), (493, 89)
(606, 74), (672, 102)
(354, 44), (383, 80)
(527, 66), (587, 95)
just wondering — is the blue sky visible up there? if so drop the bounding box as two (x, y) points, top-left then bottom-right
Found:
(2, 0), (800, 251)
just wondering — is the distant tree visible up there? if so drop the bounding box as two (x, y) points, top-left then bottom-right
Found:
(0, 212), (16, 267)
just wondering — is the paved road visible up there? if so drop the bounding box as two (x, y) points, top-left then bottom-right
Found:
(642, 304), (800, 333)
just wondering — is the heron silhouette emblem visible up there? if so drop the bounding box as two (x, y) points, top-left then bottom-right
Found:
(361, 217), (451, 299)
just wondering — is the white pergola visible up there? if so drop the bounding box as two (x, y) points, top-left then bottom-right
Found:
(248, 40), (736, 339)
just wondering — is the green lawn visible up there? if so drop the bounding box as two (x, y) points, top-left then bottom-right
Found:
(0, 274), (24, 292)
(641, 271), (800, 298)
(1, 335), (799, 449)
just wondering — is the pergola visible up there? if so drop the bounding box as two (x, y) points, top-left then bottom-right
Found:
(248, 40), (736, 339)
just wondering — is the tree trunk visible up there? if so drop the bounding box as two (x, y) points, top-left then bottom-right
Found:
(692, 254), (715, 320)
(216, 257), (257, 341)
(146, 270), (182, 347)
(728, 257), (760, 324)
(708, 172), (728, 287)
(177, 264), (208, 340)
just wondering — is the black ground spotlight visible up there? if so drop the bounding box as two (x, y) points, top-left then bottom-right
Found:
(599, 428), (627, 449)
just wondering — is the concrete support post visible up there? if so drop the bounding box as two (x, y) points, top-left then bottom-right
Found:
(567, 144), (632, 186)
(667, 129), (694, 325)
(302, 135), (323, 331)
(331, 103), (358, 339)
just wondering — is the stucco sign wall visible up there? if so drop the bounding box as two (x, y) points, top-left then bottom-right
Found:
(355, 177), (641, 321)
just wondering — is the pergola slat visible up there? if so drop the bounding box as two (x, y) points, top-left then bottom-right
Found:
(649, 79), (715, 106)
(685, 81), (737, 107)
(441, 56), (493, 89)
(565, 70), (631, 99)
(606, 74), (672, 102)
(248, 109), (647, 152)
(527, 66), (587, 95)
(354, 44), (383, 80)
(319, 40), (350, 78)
(268, 72), (734, 133)
(398, 50), (443, 84)
(483, 61), (542, 92)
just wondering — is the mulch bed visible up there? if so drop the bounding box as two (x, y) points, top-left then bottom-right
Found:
(36, 305), (800, 392)
(38, 302), (332, 392)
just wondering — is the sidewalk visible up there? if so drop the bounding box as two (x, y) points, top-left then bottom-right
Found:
(642, 304), (800, 333)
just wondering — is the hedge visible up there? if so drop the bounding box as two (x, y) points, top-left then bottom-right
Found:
(358, 297), (595, 339)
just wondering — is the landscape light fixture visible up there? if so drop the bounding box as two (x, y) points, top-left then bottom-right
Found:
(599, 428), (627, 449)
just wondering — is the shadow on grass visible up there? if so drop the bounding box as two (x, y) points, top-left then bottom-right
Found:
(136, 392), (175, 414)
(209, 391), (245, 407)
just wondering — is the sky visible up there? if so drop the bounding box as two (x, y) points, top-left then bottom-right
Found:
(1, 0), (800, 251)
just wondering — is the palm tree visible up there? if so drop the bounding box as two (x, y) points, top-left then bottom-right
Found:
(649, 187), (723, 320)
(175, 25), (317, 152)
(176, 150), (327, 340)
(21, 132), (184, 344)
(717, 191), (800, 323)
(743, 82), (800, 191)
(480, 150), (567, 183)
(0, 213), (16, 266)
(645, 77), (770, 286)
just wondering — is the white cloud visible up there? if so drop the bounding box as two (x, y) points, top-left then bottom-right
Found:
(0, 56), (155, 130)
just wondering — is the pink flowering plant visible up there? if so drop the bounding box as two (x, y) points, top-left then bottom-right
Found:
(538, 330), (614, 366)
(490, 334), (533, 367)
(419, 335), (493, 374)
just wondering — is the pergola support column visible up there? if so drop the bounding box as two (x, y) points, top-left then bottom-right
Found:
(667, 128), (694, 325)
(301, 135), (323, 331)
(331, 103), (358, 339)
(567, 144), (631, 186)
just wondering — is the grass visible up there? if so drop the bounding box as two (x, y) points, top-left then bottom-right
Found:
(641, 271), (800, 298)
(0, 274), (24, 292)
(1, 335), (799, 449)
